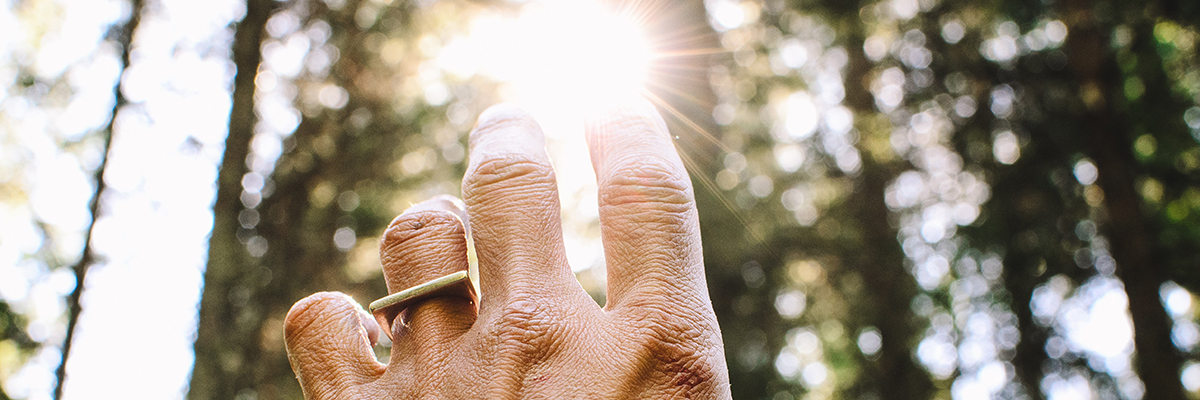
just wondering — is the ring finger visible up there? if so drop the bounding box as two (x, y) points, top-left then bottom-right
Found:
(377, 195), (478, 374)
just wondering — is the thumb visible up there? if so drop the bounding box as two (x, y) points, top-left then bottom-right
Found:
(285, 292), (385, 398)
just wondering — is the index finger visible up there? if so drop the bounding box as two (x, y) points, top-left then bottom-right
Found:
(584, 98), (708, 313)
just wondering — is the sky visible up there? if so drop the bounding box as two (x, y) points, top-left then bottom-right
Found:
(2, 0), (241, 398)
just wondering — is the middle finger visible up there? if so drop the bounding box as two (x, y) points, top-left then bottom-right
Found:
(461, 104), (580, 315)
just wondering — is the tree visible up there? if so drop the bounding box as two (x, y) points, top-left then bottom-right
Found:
(190, 0), (483, 396)
(53, 0), (145, 398)
(189, 0), (282, 397)
(697, 0), (1200, 398)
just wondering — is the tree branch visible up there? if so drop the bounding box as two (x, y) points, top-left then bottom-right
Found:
(54, 0), (145, 397)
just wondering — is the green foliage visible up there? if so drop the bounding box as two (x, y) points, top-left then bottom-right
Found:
(696, 0), (1200, 399)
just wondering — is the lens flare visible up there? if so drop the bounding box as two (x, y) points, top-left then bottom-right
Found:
(439, 0), (653, 111)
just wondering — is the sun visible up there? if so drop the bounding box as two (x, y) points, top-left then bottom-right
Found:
(435, 0), (659, 281)
(438, 0), (654, 112)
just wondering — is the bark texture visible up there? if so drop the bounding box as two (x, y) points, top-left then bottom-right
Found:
(189, 0), (280, 398)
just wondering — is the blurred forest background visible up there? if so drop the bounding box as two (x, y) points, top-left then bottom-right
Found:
(1, 0), (1199, 398)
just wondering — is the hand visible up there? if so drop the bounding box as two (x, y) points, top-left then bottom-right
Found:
(283, 100), (731, 398)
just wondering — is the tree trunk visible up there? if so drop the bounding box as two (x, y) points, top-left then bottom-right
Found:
(188, 0), (279, 398)
(54, 0), (145, 397)
(848, 158), (934, 400)
(1005, 271), (1050, 400)
(191, 0), (441, 396)
(1062, 1), (1186, 399)
(841, 28), (934, 400)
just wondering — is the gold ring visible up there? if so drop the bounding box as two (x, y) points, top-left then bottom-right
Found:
(369, 270), (475, 339)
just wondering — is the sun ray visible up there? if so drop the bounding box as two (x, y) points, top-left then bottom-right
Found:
(644, 91), (733, 155)
(439, 0), (773, 270)
(674, 132), (775, 256)
(645, 92), (776, 255)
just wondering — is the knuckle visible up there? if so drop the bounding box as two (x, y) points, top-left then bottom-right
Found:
(487, 298), (563, 365)
(283, 293), (380, 399)
(463, 155), (556, 199)
(599, 160), (693, 213)
(631, 312), (722, 396)
(632, 305), (709, 345)
(284, 292), (357, 350)
(656, 345), (720, 397)
(379, 211), (469, 291)
(381, 211), (465, 253)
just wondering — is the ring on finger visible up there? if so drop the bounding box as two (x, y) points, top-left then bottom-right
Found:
(369, 270), (476, 340)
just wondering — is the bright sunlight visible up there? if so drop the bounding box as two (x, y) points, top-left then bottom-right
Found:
(438, 0), (658, 280)
(438, 0), (654, 111)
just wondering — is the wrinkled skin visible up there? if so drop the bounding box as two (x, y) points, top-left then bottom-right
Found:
(284, 101), (731, 399)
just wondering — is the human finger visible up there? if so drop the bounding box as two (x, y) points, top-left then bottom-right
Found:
(284, 292), (385, 398)
(377, 195), (477, 362)
(460, 104), (577, 312)
(584, 98), (708, 312)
